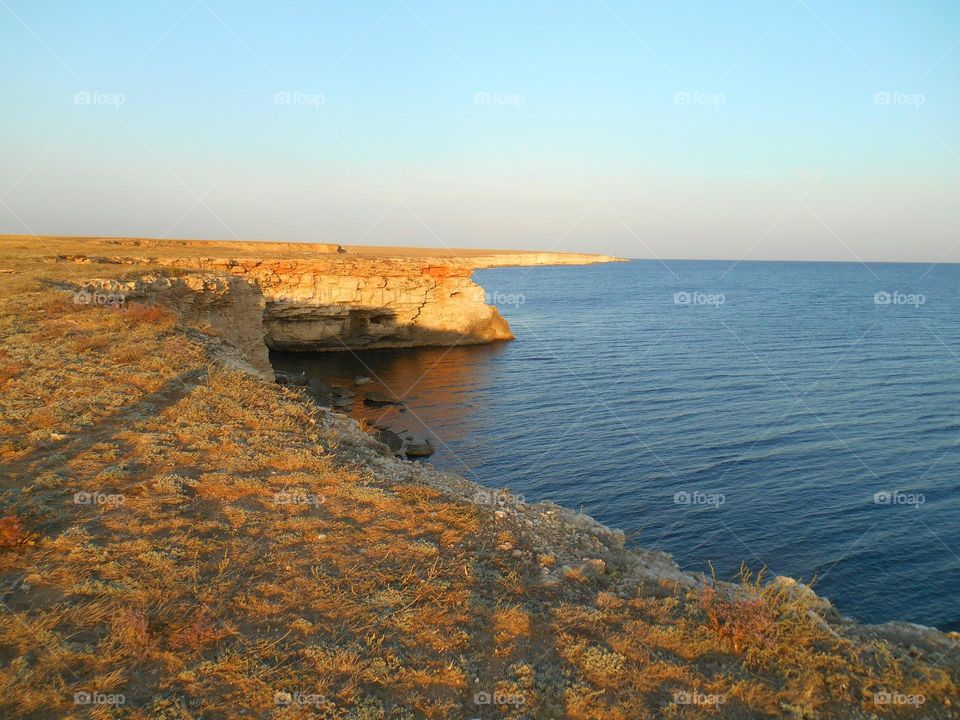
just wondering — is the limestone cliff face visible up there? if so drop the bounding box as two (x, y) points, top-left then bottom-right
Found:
(75, 274), (274, 378)
(147, 256), (514, 352)
(66, 242), (620, 364)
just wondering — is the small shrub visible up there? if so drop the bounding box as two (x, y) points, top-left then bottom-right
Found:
(699, 567), (780, 653)
(0, 516), (23, 550)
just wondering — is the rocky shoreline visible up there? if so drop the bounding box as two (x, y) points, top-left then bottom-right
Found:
(196, 304), (960, 659)
(312, 379), (960, 657)
(3, 234), (958, 716)
(51, 239), (960, 650)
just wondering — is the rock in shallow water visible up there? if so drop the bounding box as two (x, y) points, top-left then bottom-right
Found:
(403, 433), (435, 458)
(376, 428), (404, 453)
(309, 392), (332, 407)
(364, 391), (402, 406)
(331, 385), (355, 398)
(308, 378), (331, 394)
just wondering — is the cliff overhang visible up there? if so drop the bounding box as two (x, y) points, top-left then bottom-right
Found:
(63, 243), (622, 372)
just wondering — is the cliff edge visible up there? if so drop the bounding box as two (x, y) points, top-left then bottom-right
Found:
(3, 235), (622, 359)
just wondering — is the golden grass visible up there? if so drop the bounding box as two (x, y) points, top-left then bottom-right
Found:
(0, 238), (957, 718)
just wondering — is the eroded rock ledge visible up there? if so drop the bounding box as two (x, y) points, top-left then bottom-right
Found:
(148, 256), (517, 352)
(72, 273), (274, 379)
(63, 241), (621, 372)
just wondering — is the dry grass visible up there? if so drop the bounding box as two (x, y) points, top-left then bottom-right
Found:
(0, 237), (957, 718)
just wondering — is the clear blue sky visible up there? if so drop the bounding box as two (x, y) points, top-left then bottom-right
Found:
(1, 0), (958, 261)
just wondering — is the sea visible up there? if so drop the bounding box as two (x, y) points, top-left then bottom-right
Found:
(271, 259), (960, 630)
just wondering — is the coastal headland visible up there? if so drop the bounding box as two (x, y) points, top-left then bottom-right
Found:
(4, 236), (621, 377)
(0, 235), (957, 718)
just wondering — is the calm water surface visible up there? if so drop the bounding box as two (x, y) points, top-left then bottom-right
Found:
(272, 260), (960, 630)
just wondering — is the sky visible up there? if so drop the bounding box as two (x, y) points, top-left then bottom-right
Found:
(1, 0), (958, 262)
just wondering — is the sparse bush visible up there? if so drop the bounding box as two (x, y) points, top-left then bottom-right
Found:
(0, 515), (23, 549)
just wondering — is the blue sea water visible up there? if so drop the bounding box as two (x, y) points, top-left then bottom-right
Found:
(272, 260), (960, 630)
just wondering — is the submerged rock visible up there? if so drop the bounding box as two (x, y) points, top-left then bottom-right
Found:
(364, 391), (402, 407)
(309, 392), (333, 408)
(331, 385), (355, 398)
(354, 376), (372, 385)
(403, 433), (435, 458)
(308, 378), (331, 394)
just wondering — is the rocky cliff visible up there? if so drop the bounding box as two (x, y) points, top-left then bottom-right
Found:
(32, 234), (623, 374)
(49, 237), (620, 360)
(72, 273), (274, 379)
(143, 256), (516, 352)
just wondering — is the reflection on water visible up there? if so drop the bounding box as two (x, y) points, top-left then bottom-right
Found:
(270, 343), (508, 477)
